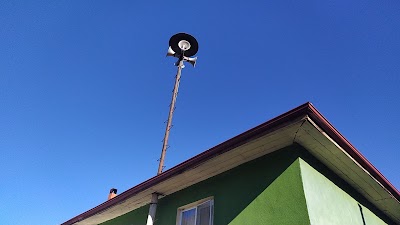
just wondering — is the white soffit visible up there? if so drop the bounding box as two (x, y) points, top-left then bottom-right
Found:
(295, 116), (400, 223)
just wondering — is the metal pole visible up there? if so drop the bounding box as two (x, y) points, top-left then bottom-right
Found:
(146, 193), (159, 225)
(157, 59), (184, 175)
(146, 60), (183, 225)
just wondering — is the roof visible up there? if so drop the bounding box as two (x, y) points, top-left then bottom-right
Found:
(61, 102), (400, 225)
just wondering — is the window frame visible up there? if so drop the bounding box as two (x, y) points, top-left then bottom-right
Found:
(176, 197), (214, 225)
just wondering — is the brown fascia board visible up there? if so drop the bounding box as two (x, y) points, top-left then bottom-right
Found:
(306, 104), (400, 200)
(61, 102), (400, 225)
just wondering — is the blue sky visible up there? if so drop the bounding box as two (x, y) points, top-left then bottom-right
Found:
(1, 1), (399, 224)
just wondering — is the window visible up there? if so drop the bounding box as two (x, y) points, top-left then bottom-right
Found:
(177, 198), (214, 225)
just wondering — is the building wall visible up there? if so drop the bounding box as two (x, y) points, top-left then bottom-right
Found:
(227, 156), (308, 225)
(100, 146), (310, 225)
(100, 145), (394, 225)
(299, 158), (389, 225)
(99, 204), (149, 225)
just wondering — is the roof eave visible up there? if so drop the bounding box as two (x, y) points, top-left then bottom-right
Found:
(306, 103), (400, 200)
(61, 102), (400, 225)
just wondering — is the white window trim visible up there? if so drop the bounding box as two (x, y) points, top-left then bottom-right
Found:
(176, 197), (214, 225)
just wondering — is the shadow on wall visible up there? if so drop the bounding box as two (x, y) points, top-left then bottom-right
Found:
(156, 145), (310, 225)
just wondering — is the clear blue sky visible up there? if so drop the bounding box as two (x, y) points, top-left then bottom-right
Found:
(1, 1), (399, 224)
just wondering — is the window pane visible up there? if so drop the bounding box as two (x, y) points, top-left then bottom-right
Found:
(196, 201), (211, 225)
(181, 208), (196, 225)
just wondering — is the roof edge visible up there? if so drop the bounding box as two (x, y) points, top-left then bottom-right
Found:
(61, 102), (399, 225)
(305, 103), (400, 200)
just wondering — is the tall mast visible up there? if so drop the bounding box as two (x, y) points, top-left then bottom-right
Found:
(156, 33), (198, 175)
(146, 33), (199, 225)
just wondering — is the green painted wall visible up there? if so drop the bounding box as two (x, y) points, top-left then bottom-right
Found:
(227, 157), (308, 225)
(101, 205), (148, 225)
(100, 146), (310, 225)
(299, 158), (389, 225)
(100, 144), (395, 225)
(361, 204), (389, 225)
